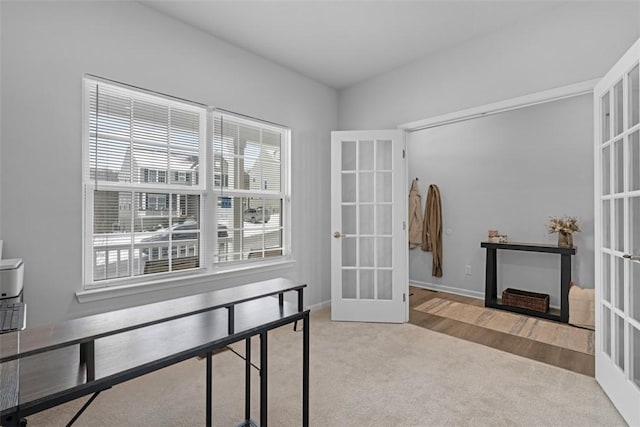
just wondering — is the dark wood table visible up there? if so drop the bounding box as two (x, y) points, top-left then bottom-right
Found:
(0, 278), (309, 427)
(481, 241), (576, 323)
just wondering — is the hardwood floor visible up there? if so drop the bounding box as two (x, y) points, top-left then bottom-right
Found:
(408, 286), (595, 377)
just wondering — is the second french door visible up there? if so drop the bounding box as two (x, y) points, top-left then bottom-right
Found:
(594, 38), (640, 427)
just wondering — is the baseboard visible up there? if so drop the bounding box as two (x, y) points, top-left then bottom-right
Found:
(308, 288), (559, 312)
(409, 281), (561, 310)
(409, 280), (484, 300)
(309, 300), (331, 311)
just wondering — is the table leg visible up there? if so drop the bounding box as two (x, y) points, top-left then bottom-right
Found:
(227, 305), (235, 335)
(65, 391), (102, 426)
(297, 289), (303, 312)
(260, 331), (267, 427)
(485, 248), (497, 306)
(79, 341), (95, 382)
(245, 337), (251, 422)
(303, 312), (309, 427)
(560, 254), (571, 323)
(206, 352), (212, 427)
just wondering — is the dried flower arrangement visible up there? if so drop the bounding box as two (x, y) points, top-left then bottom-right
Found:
(547, 216), (581, 235)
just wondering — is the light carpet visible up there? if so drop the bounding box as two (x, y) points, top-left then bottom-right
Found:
(27, 308), (622, 426)
(414, 297), (595, 355)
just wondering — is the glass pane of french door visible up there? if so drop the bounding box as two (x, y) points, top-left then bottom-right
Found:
(615, 314), (625, 369)
(632, 260), (640, 323)
(600, 83), (615, 360)
(603, 305), (612, 357)
(633, 326), (640, 387)
(603, 252), (612, 303)
(630, 64), (639, 128)
(631, 131), (640, 191)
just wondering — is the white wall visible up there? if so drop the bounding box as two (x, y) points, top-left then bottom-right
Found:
(339, 2), (640, 130)
(409, 94), (593, 305)
(0, 1), (336, 326)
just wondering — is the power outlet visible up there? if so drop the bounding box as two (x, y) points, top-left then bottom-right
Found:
(465, 265), (472, 276)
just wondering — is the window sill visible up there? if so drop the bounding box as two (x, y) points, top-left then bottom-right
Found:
(76, 258), (296, 303)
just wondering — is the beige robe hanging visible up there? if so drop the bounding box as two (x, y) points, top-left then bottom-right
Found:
(408, 179), (423, 249)
(421, 184), (443, 277)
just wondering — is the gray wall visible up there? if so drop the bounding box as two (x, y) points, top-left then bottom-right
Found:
(0, 1), (336, 326)
(409, 94), (593, 305)
(339, 2), (640, 130)
(0, 2), (2, 242)
(338, 2), (639, 302)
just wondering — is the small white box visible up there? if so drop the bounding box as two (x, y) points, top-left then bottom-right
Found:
(0, 258), (24, 301)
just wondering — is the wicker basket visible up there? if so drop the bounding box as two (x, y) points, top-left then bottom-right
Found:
(501, 288), (550, 313)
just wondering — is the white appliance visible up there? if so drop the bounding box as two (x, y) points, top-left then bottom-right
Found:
(0, 258), (24, 303)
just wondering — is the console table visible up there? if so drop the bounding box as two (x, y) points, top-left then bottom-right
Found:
(0, 278), (309, 427)
(481, 241), (576, 323)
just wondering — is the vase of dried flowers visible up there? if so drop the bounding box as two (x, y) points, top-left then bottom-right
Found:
(548, 216), (581, 247)
(557, 231), (573, 247)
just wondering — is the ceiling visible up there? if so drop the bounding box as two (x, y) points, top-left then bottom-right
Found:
(142, 1), (566, 89)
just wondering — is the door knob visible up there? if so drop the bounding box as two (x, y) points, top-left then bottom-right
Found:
(333, 231), (342, 238)
(623, 254), (640, 261)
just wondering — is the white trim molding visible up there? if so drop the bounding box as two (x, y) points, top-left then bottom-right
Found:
(309, 300), (331, 311)
(409, 281), (561, 310)
(409, 281), (484, 300)
(399, 79), (599, 132)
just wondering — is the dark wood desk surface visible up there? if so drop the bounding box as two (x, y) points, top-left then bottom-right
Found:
(0, 360), (18, 419)
(480, 241), (577, 255)
(11, 298), (300, 416)
(0, 278), (304, 363)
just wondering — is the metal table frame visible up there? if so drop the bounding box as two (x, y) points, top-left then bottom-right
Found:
(0, 278), (309, 427)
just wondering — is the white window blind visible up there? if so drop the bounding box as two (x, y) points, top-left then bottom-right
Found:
(84, 78), (206, 285)
(213, 113), (288, 263)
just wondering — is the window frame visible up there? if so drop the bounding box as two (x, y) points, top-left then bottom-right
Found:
(210, 110), (291, 268)
(82, 77), (291, 290)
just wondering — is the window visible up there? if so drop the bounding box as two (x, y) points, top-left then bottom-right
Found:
(146, 194), (168, 211)
(83, 77), (290, 288)
(142, 169), (167, 183)
(213, 114), (287, 263)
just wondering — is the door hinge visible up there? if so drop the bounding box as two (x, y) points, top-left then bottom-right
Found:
(403, 293), (406, 302)
(403, 221), (406, 230)
(402, 149), (405, 159)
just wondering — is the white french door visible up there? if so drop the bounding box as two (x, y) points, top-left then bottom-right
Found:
(330, 130), (408, 323)
(594, 38), (640, 426)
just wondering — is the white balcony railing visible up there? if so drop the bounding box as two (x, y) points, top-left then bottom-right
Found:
(92, 221), (281, 281)
(93, 234), (199, 281)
